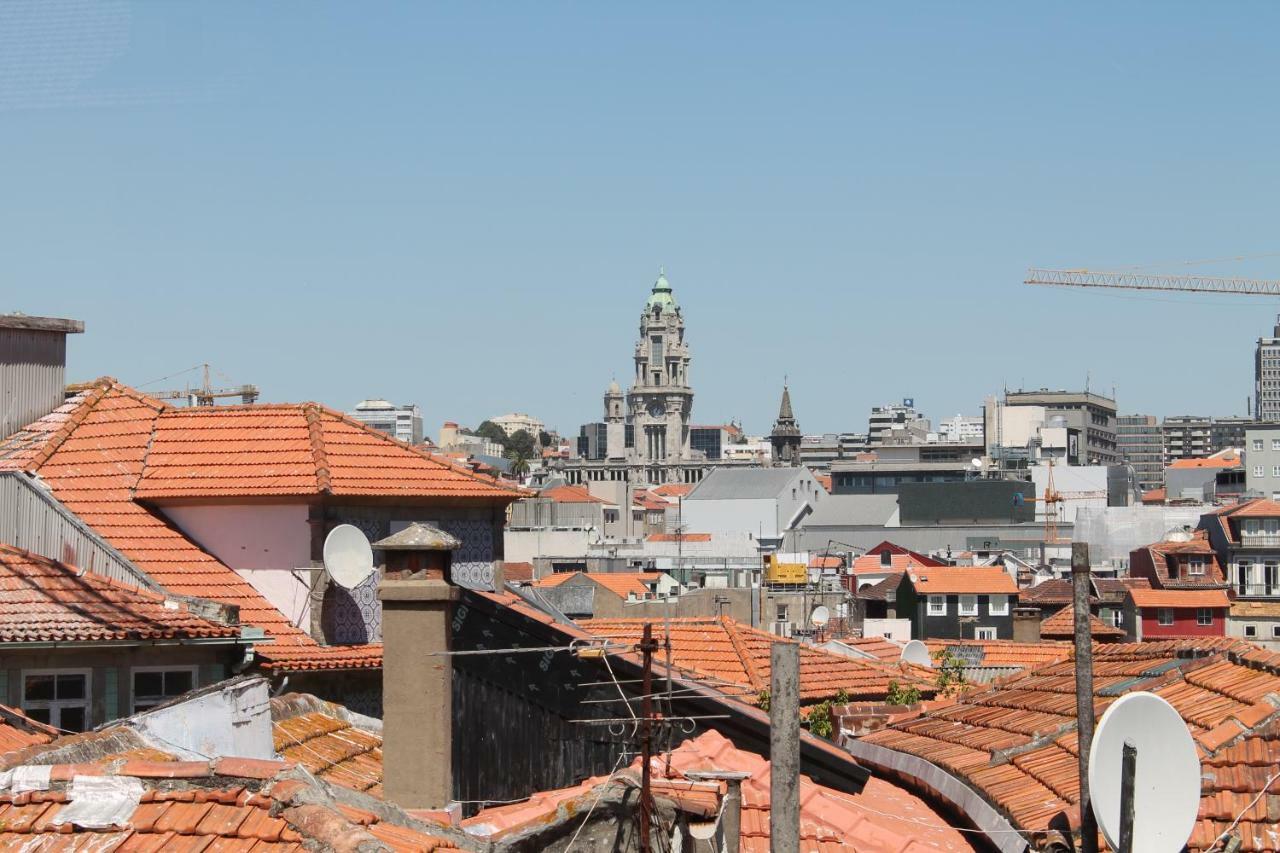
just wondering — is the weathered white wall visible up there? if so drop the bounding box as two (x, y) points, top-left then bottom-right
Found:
(503, 528), (594, 564)
(131, 677), (274, 760)
(159, 503), (313, 628)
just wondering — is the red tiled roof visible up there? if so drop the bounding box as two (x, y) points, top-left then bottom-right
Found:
(500, 561), (534, 582)
(646, 532), (711, 542)
(1017, 579), (1081, 606)
(539, 484), (608, 504)
(133, 402), (524, 500)
(1223, 498), (1280, 518)
(0, 543), (240, 643)
(580, 616), (936, 704)
(464, 729), (968, 852)
(836, 636), (906, 662)
(1169, 452), (1241, 469)
(851, 553), (934, 575)
(535, 570), (665, 599)
(1142, 487), (1167, 504)
(650, 483), (695, 498)
(256, 643), (383, 674)
(0, 757), (463, 851)
(861, 639), (1280, 850)
(809, 555), (843, 569)
(1039, 603), (1125, 639)
(1128, 588), (1231, 609)
(924, 638), (1073, 669)
(0, 705), (56, 758)
(908, 567), (1017, 594)
(0, 379), (505, 669)
(272, 694), (383, 797)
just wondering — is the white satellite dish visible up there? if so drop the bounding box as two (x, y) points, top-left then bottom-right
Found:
(900, 639), (932, 668)
(809, 606), (830, 628)
(971, 458), (983, 469)
(323, 524), (375, 590)
(1088, 691), (1199, 853)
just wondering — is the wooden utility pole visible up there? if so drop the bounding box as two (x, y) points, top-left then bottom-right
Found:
(1072, 542), (1098, 853)
(639, 623), (659, 852)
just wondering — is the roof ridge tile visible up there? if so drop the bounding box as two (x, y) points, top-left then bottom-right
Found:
(303, 403), (332, 495)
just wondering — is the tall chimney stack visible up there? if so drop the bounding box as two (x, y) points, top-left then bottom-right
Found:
(374, 523), (462, 810)
(0, 313), (84, 439)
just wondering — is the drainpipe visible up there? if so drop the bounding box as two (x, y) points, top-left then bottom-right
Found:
(685, 770), (750, 853)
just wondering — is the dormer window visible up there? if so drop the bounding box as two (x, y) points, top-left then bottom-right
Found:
(1188, 557), (1206, 576)
(880, 551), (893, 568)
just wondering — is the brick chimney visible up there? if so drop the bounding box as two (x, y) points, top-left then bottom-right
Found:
(375, 523), (462, 809)
(1012, 606), (1042, 643)
(0, 313), (83, 439)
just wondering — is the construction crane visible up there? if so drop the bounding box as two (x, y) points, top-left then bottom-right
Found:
(1025, 268), (1280, 297)
(1015, 460), (1108, 545)
(149, 364), (260, 407)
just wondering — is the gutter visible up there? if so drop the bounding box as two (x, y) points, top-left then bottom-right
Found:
(843, 736), (1028, 853)
(0, 636), (255, 651)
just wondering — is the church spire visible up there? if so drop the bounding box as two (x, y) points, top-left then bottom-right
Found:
(778, 384), (795, 421)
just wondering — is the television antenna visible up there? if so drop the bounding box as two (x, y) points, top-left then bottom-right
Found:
(900, 639), (932, 668)
(323, 524), (375, 589)
(1088, 691), (1199, 853)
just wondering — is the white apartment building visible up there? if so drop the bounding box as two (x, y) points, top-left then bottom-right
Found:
(490, 412), (545, 439)
(348, 399), (423, 444)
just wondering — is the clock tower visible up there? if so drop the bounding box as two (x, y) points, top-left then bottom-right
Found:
(625, 269), (693, 476)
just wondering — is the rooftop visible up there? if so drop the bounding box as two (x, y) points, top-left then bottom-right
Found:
(579, 616), (936, 704)
(859, 639), (1280, 850)
(0, 543), (241, 644)
(1038, 603), (1125, 639)
(906, 567), (1018, 595)
(534, 571), (666, 600)
(1128, 588), (1232, 609)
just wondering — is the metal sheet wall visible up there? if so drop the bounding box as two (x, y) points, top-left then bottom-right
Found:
(0, 472), (156, 588)
(0, 329), (66, 439)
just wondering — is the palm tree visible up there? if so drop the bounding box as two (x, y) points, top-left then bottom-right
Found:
(506, 448), (531, 480)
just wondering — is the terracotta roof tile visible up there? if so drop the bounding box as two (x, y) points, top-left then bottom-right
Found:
(271, 696), (383, 798)
(863, 640), (1280, 848)
(1128, 588), (1232, 609)
(907, 567), (1018, 594)
(0, 543), (240, 643)
(534, 571), (665, 600)
(539, 484), (608, 504)
(0, 705), (57, 758)
(464, 729), (967, 851)
(924, 638), (1073, 669)
(646, 532), (712, 542)
(1039, 604), (1125, 639)
(580, 617), (936, 703)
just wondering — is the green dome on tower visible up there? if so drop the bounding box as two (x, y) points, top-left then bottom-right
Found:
(645, 268), (678, 313)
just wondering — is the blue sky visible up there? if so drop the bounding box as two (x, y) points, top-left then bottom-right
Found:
(4, 2), (1279, 437)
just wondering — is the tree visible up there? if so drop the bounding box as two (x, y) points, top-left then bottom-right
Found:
(475, 420), (509, 448)
(538, 430), (553, 448)
(506, 429), (537, 459)
(885, 680), (922, 706)
(933, 649), (967, 693)
(506, 447), (531, 479)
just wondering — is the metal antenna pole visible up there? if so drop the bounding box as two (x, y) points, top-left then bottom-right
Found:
(639, 623), (658, 853)
(1119, 740), (1137, 853)
(1073, 542), (1098, 853)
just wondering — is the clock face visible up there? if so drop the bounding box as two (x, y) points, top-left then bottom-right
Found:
(649, 401), (666, 418)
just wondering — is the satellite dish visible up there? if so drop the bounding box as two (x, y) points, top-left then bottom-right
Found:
(1088, 691), (1199, 853)
(971, 458), (983, 469)
(809, 606), (830, 628)
(323, 524), (375, 590)
(900, 639), (932, 668)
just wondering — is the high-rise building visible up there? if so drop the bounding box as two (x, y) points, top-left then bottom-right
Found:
(868, 400), (929, 446)
(348, 399), (423, 444)
(1003, 389), (1118, 465)
(1117, 414), (1163, 492)
(1163, 415), (1251, 462)
(1257, 316), (1280, 421)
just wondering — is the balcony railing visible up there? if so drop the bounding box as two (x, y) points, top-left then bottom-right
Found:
(1239, 535), (1280, 547)
(1235, 583), (1280, 597)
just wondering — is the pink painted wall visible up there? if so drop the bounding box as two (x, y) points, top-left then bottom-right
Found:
(159, 503), (314, 630)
